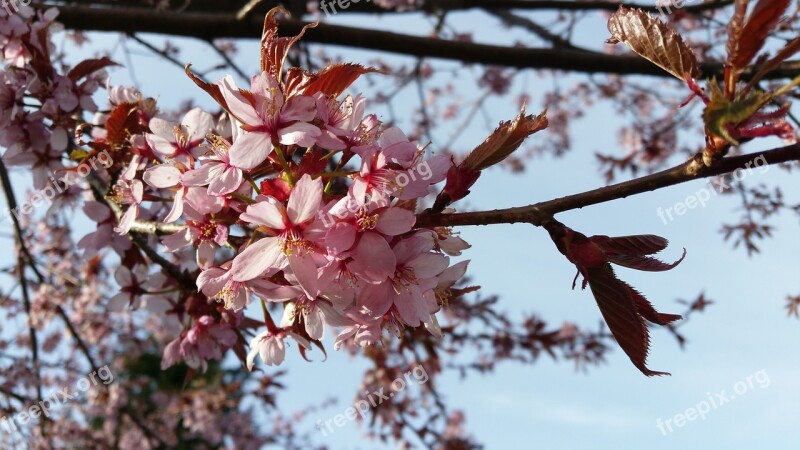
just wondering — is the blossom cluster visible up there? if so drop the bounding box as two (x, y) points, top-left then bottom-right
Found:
(91, 13), (473, 372)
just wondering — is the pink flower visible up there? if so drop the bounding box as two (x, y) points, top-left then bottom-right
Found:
(143, 163), (190, 223)
(357, 231), (449, 327)
(161, 207), (228, 269)
(77, 201), (132, 256)
(108, 265), (148, 311)
(246, 328), (310, 370)
(313, 93), (366, 151)
(181, 135), (248, 196)
(229, 174), (324, 299)
(197, 264), (298, 311)
(162, 315), (238, 372)
(112, 179), (143, 235)
(219, 73), (320, 168)
(325, 195), (416, 283)
(146, 108), (214, 164)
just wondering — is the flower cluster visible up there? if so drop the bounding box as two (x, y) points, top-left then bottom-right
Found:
(94, 10), (472, 371)
(0, 7), (110, 190)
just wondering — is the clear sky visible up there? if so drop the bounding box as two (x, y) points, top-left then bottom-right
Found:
(2, 6), (799, 450)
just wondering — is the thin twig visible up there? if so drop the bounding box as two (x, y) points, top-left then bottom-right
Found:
(0, 159), (47, 435)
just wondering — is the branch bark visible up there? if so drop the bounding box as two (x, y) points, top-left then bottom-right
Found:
(44, 0), (737, 15)
(416, 144), (800, 228)
(45, 4), (800, 80)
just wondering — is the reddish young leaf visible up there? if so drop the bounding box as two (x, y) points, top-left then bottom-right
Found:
(105, 102), (143, 150)
(590, 234), (669, 256)
(260, 7), (318, 82)
(586, 265), (674, 376)
(725, 0), (749, 70)
(607, 7), (700, 81)
(744, 37), (800, 94)
(68, 56), (119, 82)
(300, 63), (384, 98)
(185, 64), (230, 115)
(731, 0), (791, 70)
(544, 219), (684, 376)
(605, 252), (686, 272)
(462, 107), (548, 171)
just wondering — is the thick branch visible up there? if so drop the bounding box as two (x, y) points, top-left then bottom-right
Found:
(47, 4), (800, 80)
(416, 144), (800, 228)
(45, 0), (737, 15)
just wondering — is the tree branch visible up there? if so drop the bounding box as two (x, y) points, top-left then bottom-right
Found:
(0, 160), (46, 435)
(43, 0), (737, 15)
(416, 144), (800, 228)
(46, 4), (800, 80)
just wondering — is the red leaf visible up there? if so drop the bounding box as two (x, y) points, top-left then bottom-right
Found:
(185, 64), (230, 114)
(462, 106), (548, 171)
(586, 265), (672, 376)
(591, 234), (669, 256)
(607, 248), (686, 272)
(105, 103), (142, 149)
(301, 63), (384, 98)
(607, 7), (700, 81)
(68, 56), (119, 81)
(744, 37), (800, 93)
(626, 283), (682, 325)
(260, 7), (318, 82)
(731, 0), (791, 69)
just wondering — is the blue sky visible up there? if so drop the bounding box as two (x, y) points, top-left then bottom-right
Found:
(2, 5), (799, 449)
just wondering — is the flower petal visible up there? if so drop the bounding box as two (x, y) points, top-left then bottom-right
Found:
(287, 174), (322, 224)
(230, 238), (283, 282)
(228, 131), (271, 170)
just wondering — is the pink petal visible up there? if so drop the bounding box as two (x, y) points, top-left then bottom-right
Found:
(219, 75), (261, 125)
(196, 267), (229, 297)
(185, 187), (225, 215)
(183, 108), (215, 141)
(163, 187), (185, 223)
(375, 207), (416, 235)
(148, 117), (176, 141)
(162, 227), (193, 252)
(207, 166), (243, 196)
(281, 95), (317, 122)
(114, 266), (132, 286)
(144, 165), (182, 189)
(287, 254), (319, 300)
(114, 205), (138, 235)
(230, 237), (283, 282)
(181, 162), (225, 187)
(82, 201), (110, 222)
(228, 132), (271, 170)
(287, 174), (322, 224)
(347, 232), (396, 283)
(357, 283), (394, 317)
(325, 223), (357, 254)
(146, 134), (178, 157)
(394, 288), (426, 327)
(407, 253), (449, 279)
(277, 122), (321, 147)
(240, 198), (286, 229)
(196, 241), (216, 269)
